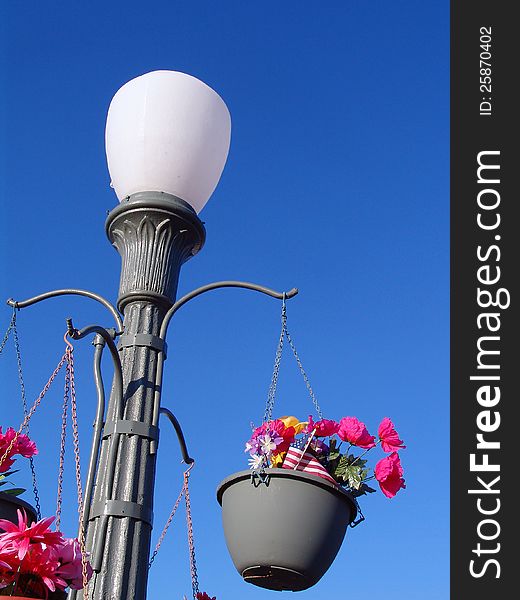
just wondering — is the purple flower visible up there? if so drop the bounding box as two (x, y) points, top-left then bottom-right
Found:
(244, 438), (260, 455)
(310, 438), (329, 454)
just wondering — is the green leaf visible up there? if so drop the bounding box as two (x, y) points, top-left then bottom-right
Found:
(334, 456), (367, 490)
(351, 483), (377, 497)
(333, 455), (350, 479)
(345, 465), (363, 489)
(2, 487), (26, 497)
(346, 454), (367, 469)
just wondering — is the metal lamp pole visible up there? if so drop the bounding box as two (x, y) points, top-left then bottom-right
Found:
(82, 191), (205, 600)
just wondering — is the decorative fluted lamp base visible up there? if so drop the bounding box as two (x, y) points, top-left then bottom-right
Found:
(105, 191), (206, 312)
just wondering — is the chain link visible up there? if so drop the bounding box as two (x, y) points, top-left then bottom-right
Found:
(65, 343), (90, 600)
(0, 331), (90, 594)
(284, 326), (323, 419)
(0, 353), (67, 472)
(262, 296), (323, 423)
(184, 469), (199, 599)
(0, 311), (15, 355)
(263, 300), (286, 423)
(55, 370), (70, 531)
(12, 313), (42, 519)
(148, 480), (186, 569)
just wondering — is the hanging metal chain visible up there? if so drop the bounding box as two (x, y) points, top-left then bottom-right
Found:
(284, 326), (323, 419)
(148, 477), (187, 569)
(262, 297), (287, 423)
(64, 338), (90, 600)
(0, 311), (15, 355)
(0, 353), (68, 472)
(184, 468), (199, 600)
(55, 370), (70, 531)
(11, 311), (42, 520)
(262, 295), (324, 422)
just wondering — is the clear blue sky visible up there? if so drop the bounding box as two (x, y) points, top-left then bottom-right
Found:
(1, 2), (449, 599)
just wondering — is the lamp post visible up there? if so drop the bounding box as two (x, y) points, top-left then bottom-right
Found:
(7, 69), (297, 600)
(84, 71), (230, 600)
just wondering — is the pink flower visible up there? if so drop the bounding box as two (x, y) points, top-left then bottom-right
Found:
(0, 510), (64, 560)
(306, 416), (339, 437)
(378, 417), (406, 452)
(19, 544), (64, 593)
(15, 433), (38, 458)
(54, 537), (93, 589)
(374, 452), (406, 498)
(337, 417), (376, 449)
(0, 427), (38, 473)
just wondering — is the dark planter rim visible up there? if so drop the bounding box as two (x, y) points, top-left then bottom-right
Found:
(0, 491), (37, 518)
(217, 468), (358, 522)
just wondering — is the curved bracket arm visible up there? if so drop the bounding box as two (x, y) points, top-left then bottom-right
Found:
(66, 320), (124, 422)
(159, 407), (194, 465)
(150, 281), (298, 454)
(160, 280), (298, 339)
(7, 289), (124, 333)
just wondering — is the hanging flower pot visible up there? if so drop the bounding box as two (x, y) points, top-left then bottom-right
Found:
(0, 492), (37, 530)
(216, 468), (358, 591)
(217, 301), (407, 591)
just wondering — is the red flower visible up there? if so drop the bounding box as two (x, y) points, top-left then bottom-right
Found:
(196, 593), (216, 600)
(19, 544), (65, 592)
(15, 433), (38, 458)
(270, 420), (296, 454)
(337, 417), (376, 449)
(378, 417), (405, 452)
(0, 510), (64, 560)
(0, 427), (38, 473)
(306, 416), (339, 437)
(0, 544), (16, 575)
(374, 452), (406, 498)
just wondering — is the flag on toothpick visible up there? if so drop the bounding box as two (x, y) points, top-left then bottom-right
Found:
(282, 435), (337, 485)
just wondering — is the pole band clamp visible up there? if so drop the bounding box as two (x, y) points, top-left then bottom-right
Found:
(103, 420), (159, 442)
(118, 333), (167, 357)
(89, 500), (153, 526)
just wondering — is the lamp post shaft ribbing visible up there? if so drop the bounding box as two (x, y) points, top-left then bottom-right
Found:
(84, 192), (205, 600)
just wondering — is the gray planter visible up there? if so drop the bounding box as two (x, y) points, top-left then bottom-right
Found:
(217, 469), (357, 591)
(0, 491), (37, 530)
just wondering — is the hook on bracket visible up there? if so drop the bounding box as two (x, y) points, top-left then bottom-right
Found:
(159, 407), (194, 465)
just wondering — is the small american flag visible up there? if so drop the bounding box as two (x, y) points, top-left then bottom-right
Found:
(282, 435), (338, 485)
